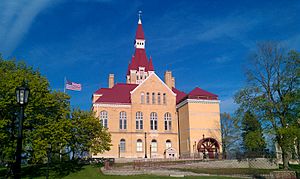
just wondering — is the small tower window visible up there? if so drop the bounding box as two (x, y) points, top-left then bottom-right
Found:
(141, 92), (145, 104)
(157, 93), (161, 104)
(152, 92), (155, 104)
(163, 93), (167, 104)
(146, 92), (150, 104)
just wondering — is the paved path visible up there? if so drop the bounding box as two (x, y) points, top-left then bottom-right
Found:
(101, 166), (251, 178)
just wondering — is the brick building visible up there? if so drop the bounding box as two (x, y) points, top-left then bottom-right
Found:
(92, 17), (221, 159)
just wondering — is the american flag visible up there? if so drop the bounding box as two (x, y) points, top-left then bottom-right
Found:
(65, 80), (82, 91)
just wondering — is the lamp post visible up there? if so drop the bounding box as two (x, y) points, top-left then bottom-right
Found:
(150, 145), (152, 159)
(15, 83), (30, 179)
(144, 132), (147, 158)
(118, 144), (120, 158)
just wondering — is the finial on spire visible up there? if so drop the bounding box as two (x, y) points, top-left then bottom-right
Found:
(138, 10), (142, 24)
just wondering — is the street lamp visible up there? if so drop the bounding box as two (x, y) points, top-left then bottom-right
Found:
(15, 83), (30, 178)
(144, 132), (147, 158)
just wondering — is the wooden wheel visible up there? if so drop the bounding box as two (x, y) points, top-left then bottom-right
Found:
(197, 138), (219, 159)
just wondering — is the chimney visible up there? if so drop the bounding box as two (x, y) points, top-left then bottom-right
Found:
(109, 74), (114, 88)
(172, 77), (175, 88)
(164, 71), (172, 89)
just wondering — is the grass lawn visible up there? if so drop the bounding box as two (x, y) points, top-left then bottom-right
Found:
(0, 163), (243, 179)
(2, 162), (299, 178)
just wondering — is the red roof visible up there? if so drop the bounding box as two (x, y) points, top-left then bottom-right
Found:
(172, 87), (187, 104)
(187, 87), (218, 100)
(148, 56), (154, 71)
(94, 88), (110, 95)
(94, 83), (138, 104)
(136, 23), (145, 39)
(172, 87), (218, 104)
(133, 49), (149, 69)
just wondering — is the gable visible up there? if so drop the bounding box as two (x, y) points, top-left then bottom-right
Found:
(130, 73), (176, 105)
(131, 73), (176, 96)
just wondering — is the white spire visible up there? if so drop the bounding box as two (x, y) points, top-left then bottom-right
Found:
(138, 10), (142, 24)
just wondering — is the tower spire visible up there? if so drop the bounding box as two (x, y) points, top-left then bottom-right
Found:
(138, 10), (142, 24)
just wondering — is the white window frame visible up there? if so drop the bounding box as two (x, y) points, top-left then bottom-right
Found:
(136, 111), (143, 130)
(100, 110), (108, 128)
(151, 139), (157, 153)
(164, 112), (172, 131)
(150, 112), (158, 130)
(119, 111), (127, 130)
(137, 139), (143, 152)
(120, 139), (126, 152)
(166, 140), (172, 149)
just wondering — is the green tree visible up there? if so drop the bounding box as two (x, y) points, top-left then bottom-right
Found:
(234, 42), (300, 169)
(0, 56), (72, 165)
(0, 56), (111, 171)
(241, 111), (266, 154)
(68, 109), (111, 160)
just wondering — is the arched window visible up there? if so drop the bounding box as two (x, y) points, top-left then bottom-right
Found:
(152, 92), (156, 104)
(163, 93), (166, 104)
(141, 92), (145, 104)
(166, 140), (172, 149)
(137, 139), (143, 152)
(146, 92), (150, 104)
(120, 139), (126, 152)
(164, 112), (172, 130)
(100, 110), (108, 128)
(136, 111), (143, 130)
(150, 112), (158, 130)
(157, 93), (161, 104)
(151, 139), (157, 152)
(119, 111), (127, 130)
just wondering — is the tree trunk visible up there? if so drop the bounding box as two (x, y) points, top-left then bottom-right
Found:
(281, 148), (290, 170)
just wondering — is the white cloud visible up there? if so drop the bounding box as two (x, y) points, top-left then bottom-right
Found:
(0, 0), (54, 56)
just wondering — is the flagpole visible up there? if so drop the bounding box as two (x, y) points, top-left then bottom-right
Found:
(61, 76), (67, 161)
(64, 77), (66, 93)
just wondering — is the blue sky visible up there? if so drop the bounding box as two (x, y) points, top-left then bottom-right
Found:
(0, 0), (299, 113)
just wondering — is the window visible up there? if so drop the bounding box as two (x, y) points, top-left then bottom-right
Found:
(152, 92), (155, 104)
(157, 93), (161, 104)
(166, 140), (172, 149)
(151, 139), (157, 152)
(146, 92), (150, 104)
(137, 139), (143, 152)
(163, 93), (166, 104)
(120, 139), (126, 152)
(136, 111), (143, 130)
(150, 112), (158, 130)
(119, 111), (127, 130)
(141, 92), (145, 104)
(164, 112), (172, 130)
(100, 111), (108, 128)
